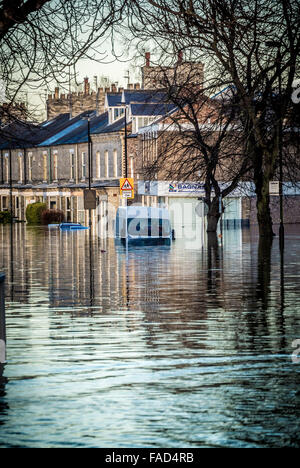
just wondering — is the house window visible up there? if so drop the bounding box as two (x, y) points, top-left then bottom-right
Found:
(82, 152), (86, 179)
(113, 149), (118, 177)
(105, 150), (109, 178)
(4, 154), (9, 183)
(28, 153), (33, 181)
(70, 151), (75, 180)
(132, 117), (137, 134)
(96, 151), (101, 179)
(43, 153), (47, 182)
(53, 153), (58, 181)
(130, 156), (134, 178)
(18, 154), (23, 183)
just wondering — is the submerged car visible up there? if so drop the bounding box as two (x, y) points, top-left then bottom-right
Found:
(115, 206), (172, 245)
(59, 223), (89, 231)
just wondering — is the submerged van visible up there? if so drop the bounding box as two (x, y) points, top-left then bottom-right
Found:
(115, 206), (172, 245)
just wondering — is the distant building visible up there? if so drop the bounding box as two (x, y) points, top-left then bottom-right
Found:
(0, 87), (175, 232)
(0, 102), (28, 126)
(142, 51), (204, 90)
(46, 79), (141, 121)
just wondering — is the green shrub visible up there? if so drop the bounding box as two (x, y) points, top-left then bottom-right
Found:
(41, 209), (65, 225)
(26, 202), (47, 225)
(0, 210), (12, 224)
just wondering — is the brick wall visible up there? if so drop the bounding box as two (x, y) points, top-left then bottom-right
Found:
(250, 196), (300, 224)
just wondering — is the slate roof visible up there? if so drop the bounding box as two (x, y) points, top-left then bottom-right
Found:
(0, 113), (71, 150)
(0, 88), (176, 150)
(130, 103), (177, 116)
(106, 93), (122, 107)
(123, 90), (168, 105)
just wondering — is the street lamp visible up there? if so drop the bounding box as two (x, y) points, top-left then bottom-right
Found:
(121, 94), (128, 178)
(83, 112), (94, 227)
(266, 41), (284, 247)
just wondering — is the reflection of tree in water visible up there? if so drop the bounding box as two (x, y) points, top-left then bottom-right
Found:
(0, 225), (292, 358)
(206, 232), (223, 305)
(257, 237), (273, 311)
(0, 371), (9, 418)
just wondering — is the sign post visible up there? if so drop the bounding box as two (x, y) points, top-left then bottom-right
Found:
(120, 178), (134, 200)
(84, 189), (97, 210)
(84, 189), (97, 228)
(269, 181), (280, 196)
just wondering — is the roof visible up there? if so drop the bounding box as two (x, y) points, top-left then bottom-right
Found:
(44, 112), (107, 146)
(122, 89), (168, 105)
(130, 103), (177, 117)
(92, 116), (125, 135)
(106, 93), (122, 107)
(0, 113), (71, 150)
(0, 88), (178, 150)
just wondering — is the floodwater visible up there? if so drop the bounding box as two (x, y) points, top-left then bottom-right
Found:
(0, 224), (299, 448)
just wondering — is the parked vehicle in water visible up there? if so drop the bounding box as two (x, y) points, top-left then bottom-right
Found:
(60, 223), (89, 231)
(115, 206), (172, 245)
(48, 223), (89, 231)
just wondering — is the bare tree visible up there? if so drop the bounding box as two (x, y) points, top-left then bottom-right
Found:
(125, 0), (300, 239)
(0, 0), (127, 121)
(138, 64), (251, 233)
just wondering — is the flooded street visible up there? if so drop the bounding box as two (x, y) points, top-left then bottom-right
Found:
(0, 224), (299, 448)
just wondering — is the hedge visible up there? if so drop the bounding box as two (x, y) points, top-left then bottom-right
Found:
(0, 211), (12, 224)
(26, 202), (47, 225)
(41, 209), (65, 225)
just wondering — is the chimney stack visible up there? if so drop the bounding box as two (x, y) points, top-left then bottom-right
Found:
(178, 51), (183, 64)
(134, 83), (141, 90)
(54, 87), (59, 99)
(145, 52), (151, 67)
(84, 77), (90, 95)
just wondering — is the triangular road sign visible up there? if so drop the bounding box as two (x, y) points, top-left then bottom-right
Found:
(121, 178), (133, 191)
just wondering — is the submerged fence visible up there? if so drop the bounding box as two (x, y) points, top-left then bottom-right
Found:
(0, 273), (5, 366)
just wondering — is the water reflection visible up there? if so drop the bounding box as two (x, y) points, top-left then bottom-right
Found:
(0, 224), (299, 447)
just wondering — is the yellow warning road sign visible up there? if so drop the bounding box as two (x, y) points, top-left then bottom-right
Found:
(120, 178), (134, 199)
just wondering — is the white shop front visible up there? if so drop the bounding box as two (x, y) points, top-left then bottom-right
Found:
(138, 180), (243, 236)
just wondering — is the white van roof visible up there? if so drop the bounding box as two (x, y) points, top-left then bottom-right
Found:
(117, 206), (170, 219)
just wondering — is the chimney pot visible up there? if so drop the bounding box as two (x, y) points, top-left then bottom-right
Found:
(84, 77), (90, 95)
(145, 52), (151, 67)
(178, 51), (183, 64)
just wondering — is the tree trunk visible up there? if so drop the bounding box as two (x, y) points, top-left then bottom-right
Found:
(255, 170), (276, 239)
(207, 197), (221, 233)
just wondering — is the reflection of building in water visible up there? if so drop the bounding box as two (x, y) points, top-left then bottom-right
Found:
(0, 225), (296, 356)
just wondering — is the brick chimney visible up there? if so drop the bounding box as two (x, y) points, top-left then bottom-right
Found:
(145, 52), (151, 67)
(84, 77), (90, 95)
(54, 87), (59, 99)
(178, 51), (183, 64)
(134, 83), (141, 90)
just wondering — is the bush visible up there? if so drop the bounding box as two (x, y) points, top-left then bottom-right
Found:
(41, 209), (65, 225)
(0, 210), (12, 224)
(26, 202), (47, 225)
